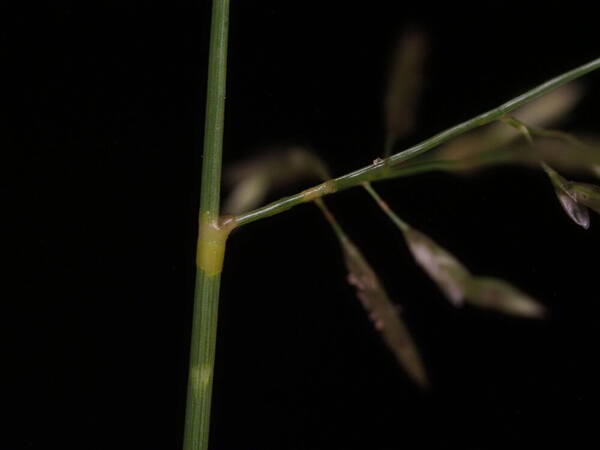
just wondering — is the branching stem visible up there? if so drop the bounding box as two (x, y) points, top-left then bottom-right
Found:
(234, 57), (600, 228)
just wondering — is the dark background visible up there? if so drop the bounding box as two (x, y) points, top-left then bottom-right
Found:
(4, 3), (600, 450)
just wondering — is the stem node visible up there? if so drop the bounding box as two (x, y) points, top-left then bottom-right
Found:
(196, 212), (235, 277)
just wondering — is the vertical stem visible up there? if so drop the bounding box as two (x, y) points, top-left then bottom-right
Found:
(184, 1), (230, 450)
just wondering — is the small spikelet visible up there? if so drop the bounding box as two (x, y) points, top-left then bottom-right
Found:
(340, 235), (429, 388)
(316, 199), (428, 387)
(555, 185), (591, 229)
(363, 183), (546, 319)
(403, 227), (471, 306)
(543, 163), (600, 228)
(224, 147), (330, 214)
(384, 28), (427, 145)
(464, 277), (546, 318)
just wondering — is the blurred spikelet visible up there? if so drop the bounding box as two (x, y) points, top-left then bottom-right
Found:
(224, 147), (330, 214)
(363, 183), (546, 318)
(316, 199), (428, 387)
(384, 28), (427, 152)
(434, 84), (585, 168)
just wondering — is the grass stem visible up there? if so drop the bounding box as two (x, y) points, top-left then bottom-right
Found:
(183, 1), (230, 449)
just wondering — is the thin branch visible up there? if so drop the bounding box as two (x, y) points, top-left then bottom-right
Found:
(362, 182), (409, 231)
(234, 57), (600, 228)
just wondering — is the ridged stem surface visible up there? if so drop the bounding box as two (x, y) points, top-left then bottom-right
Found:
(183, 1), (230, 449)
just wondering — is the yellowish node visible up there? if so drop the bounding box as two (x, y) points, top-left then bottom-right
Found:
(196, 212), (233, 276)
(300, 180), (337, 203)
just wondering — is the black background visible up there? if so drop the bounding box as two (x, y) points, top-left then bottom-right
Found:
(4, 3), (600, 450)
